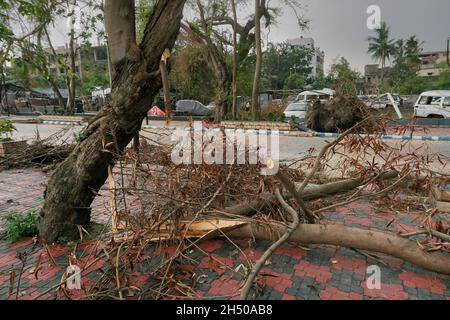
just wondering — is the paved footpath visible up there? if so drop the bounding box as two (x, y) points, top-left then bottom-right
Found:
(0, 169), (449, 300)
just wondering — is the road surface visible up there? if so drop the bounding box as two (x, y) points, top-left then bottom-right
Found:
(10, 122), (450, 160)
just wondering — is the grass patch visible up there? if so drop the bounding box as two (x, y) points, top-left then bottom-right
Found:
(0, 209), (40, 242)
(56, 222), (107, 246)
(0, 208), (107, 244)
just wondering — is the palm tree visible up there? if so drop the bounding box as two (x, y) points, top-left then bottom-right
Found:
(367, 21), (396, 82)
(405, 35), (423, 68)
(394, 39), (405, 64)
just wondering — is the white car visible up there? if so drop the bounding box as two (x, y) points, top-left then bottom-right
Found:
(414, 90), (450, 118)
(283, 102), (308, 120)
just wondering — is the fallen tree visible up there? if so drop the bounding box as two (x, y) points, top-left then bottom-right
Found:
(227, 222), (450, 275)
(306, 95), (377, 133)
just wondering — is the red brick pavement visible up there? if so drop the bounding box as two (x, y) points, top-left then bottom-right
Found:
(0, 169), (449, 300)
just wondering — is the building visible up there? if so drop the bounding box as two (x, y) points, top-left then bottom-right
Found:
(364, 50), (448, 89)
(0, 80), (69, 114)
(417, 51), (448, 78)
(46, 44), (109, 82)
(286, 37), (325, 79)
(363, 64), (393, 94)
(364, 64), (392, 85)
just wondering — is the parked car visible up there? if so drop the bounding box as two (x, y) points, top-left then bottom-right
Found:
(285, 89), (334, 120)
(283, 102), (308, 120)
(359, 93), (403, 109)
(414, 90), (450, 118)
(175, 100), (212, 116)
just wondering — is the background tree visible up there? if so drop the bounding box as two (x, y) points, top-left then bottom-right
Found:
(367, 21), (396, 82)
(251, 0), (262, 120)
(283, 73), (305, 90)
(435, 62), (450, 90)
(311, 75), (332, 90)
(181, 0), (308, 119)
(262, 42), (312, 90)
(328, 57), (364, 95)
(0, 0), (57, 113)
(169, 39), (217, 103)
(404, 35), (423, 68)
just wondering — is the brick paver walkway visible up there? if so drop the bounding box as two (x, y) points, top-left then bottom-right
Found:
(0, 169), (449, 300)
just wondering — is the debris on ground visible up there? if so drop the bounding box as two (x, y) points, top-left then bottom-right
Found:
(0, 128), (74, 171)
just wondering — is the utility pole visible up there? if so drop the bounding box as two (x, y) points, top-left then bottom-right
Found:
(103, 0), (113, 90)
(106, 38), (113, 90)
(447, 36), (450, 66)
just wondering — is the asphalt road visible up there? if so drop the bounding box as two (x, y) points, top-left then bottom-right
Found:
(10, 122), (450, 160)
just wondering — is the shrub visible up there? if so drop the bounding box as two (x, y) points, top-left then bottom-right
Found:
(1, 209), (40, 242)
(0, 119), (16, 142)
(267, 112), (276, 122)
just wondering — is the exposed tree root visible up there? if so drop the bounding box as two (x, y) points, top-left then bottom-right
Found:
(227, 223), (450, 275)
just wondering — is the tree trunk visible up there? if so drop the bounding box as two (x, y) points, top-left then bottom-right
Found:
(251, 0), (262, 121)
(48, 79), (66, 109)
(160, 55), (171, 124)
(0, 66), (9, 116)
(39, 0), (186, 243)
(227, 223), (450, 275)
(43, 26), (66, 109)
(215, 73), (231, 120)
(231, 0), (238, 120)
(65, 25), (76, 115)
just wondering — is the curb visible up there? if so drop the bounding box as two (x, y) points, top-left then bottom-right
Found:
(313, 132), (450, 141)
(142, 126), (450, 141)
(142, 125), (314, 137)
(42, 121), (83, 126)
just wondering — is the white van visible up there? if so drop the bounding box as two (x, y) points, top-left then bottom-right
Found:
(284, 89), (335, 120)
(414, 90), (450, 118)
(295, 89), (335, 104)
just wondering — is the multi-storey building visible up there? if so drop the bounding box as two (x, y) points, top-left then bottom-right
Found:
(286, 37), (325, 79)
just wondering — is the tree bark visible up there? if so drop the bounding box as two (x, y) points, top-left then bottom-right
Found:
(160, 55), (171, 124)
(231, 0), (238, 120)
(39, 0), (186, 243)
(65, 24), (76, 115)
(43, 27), (66, 109)
(251, 0), (262, 121)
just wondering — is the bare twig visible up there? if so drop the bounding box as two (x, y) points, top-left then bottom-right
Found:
(240, 189), (300, 300)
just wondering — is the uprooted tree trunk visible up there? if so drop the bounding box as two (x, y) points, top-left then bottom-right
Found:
(227, 223), (450, 275)
(39, 0), (187, 243)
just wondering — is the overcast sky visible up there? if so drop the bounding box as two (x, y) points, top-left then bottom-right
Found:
(48, 0), (450, 74)
(266, 0), (450, 72)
